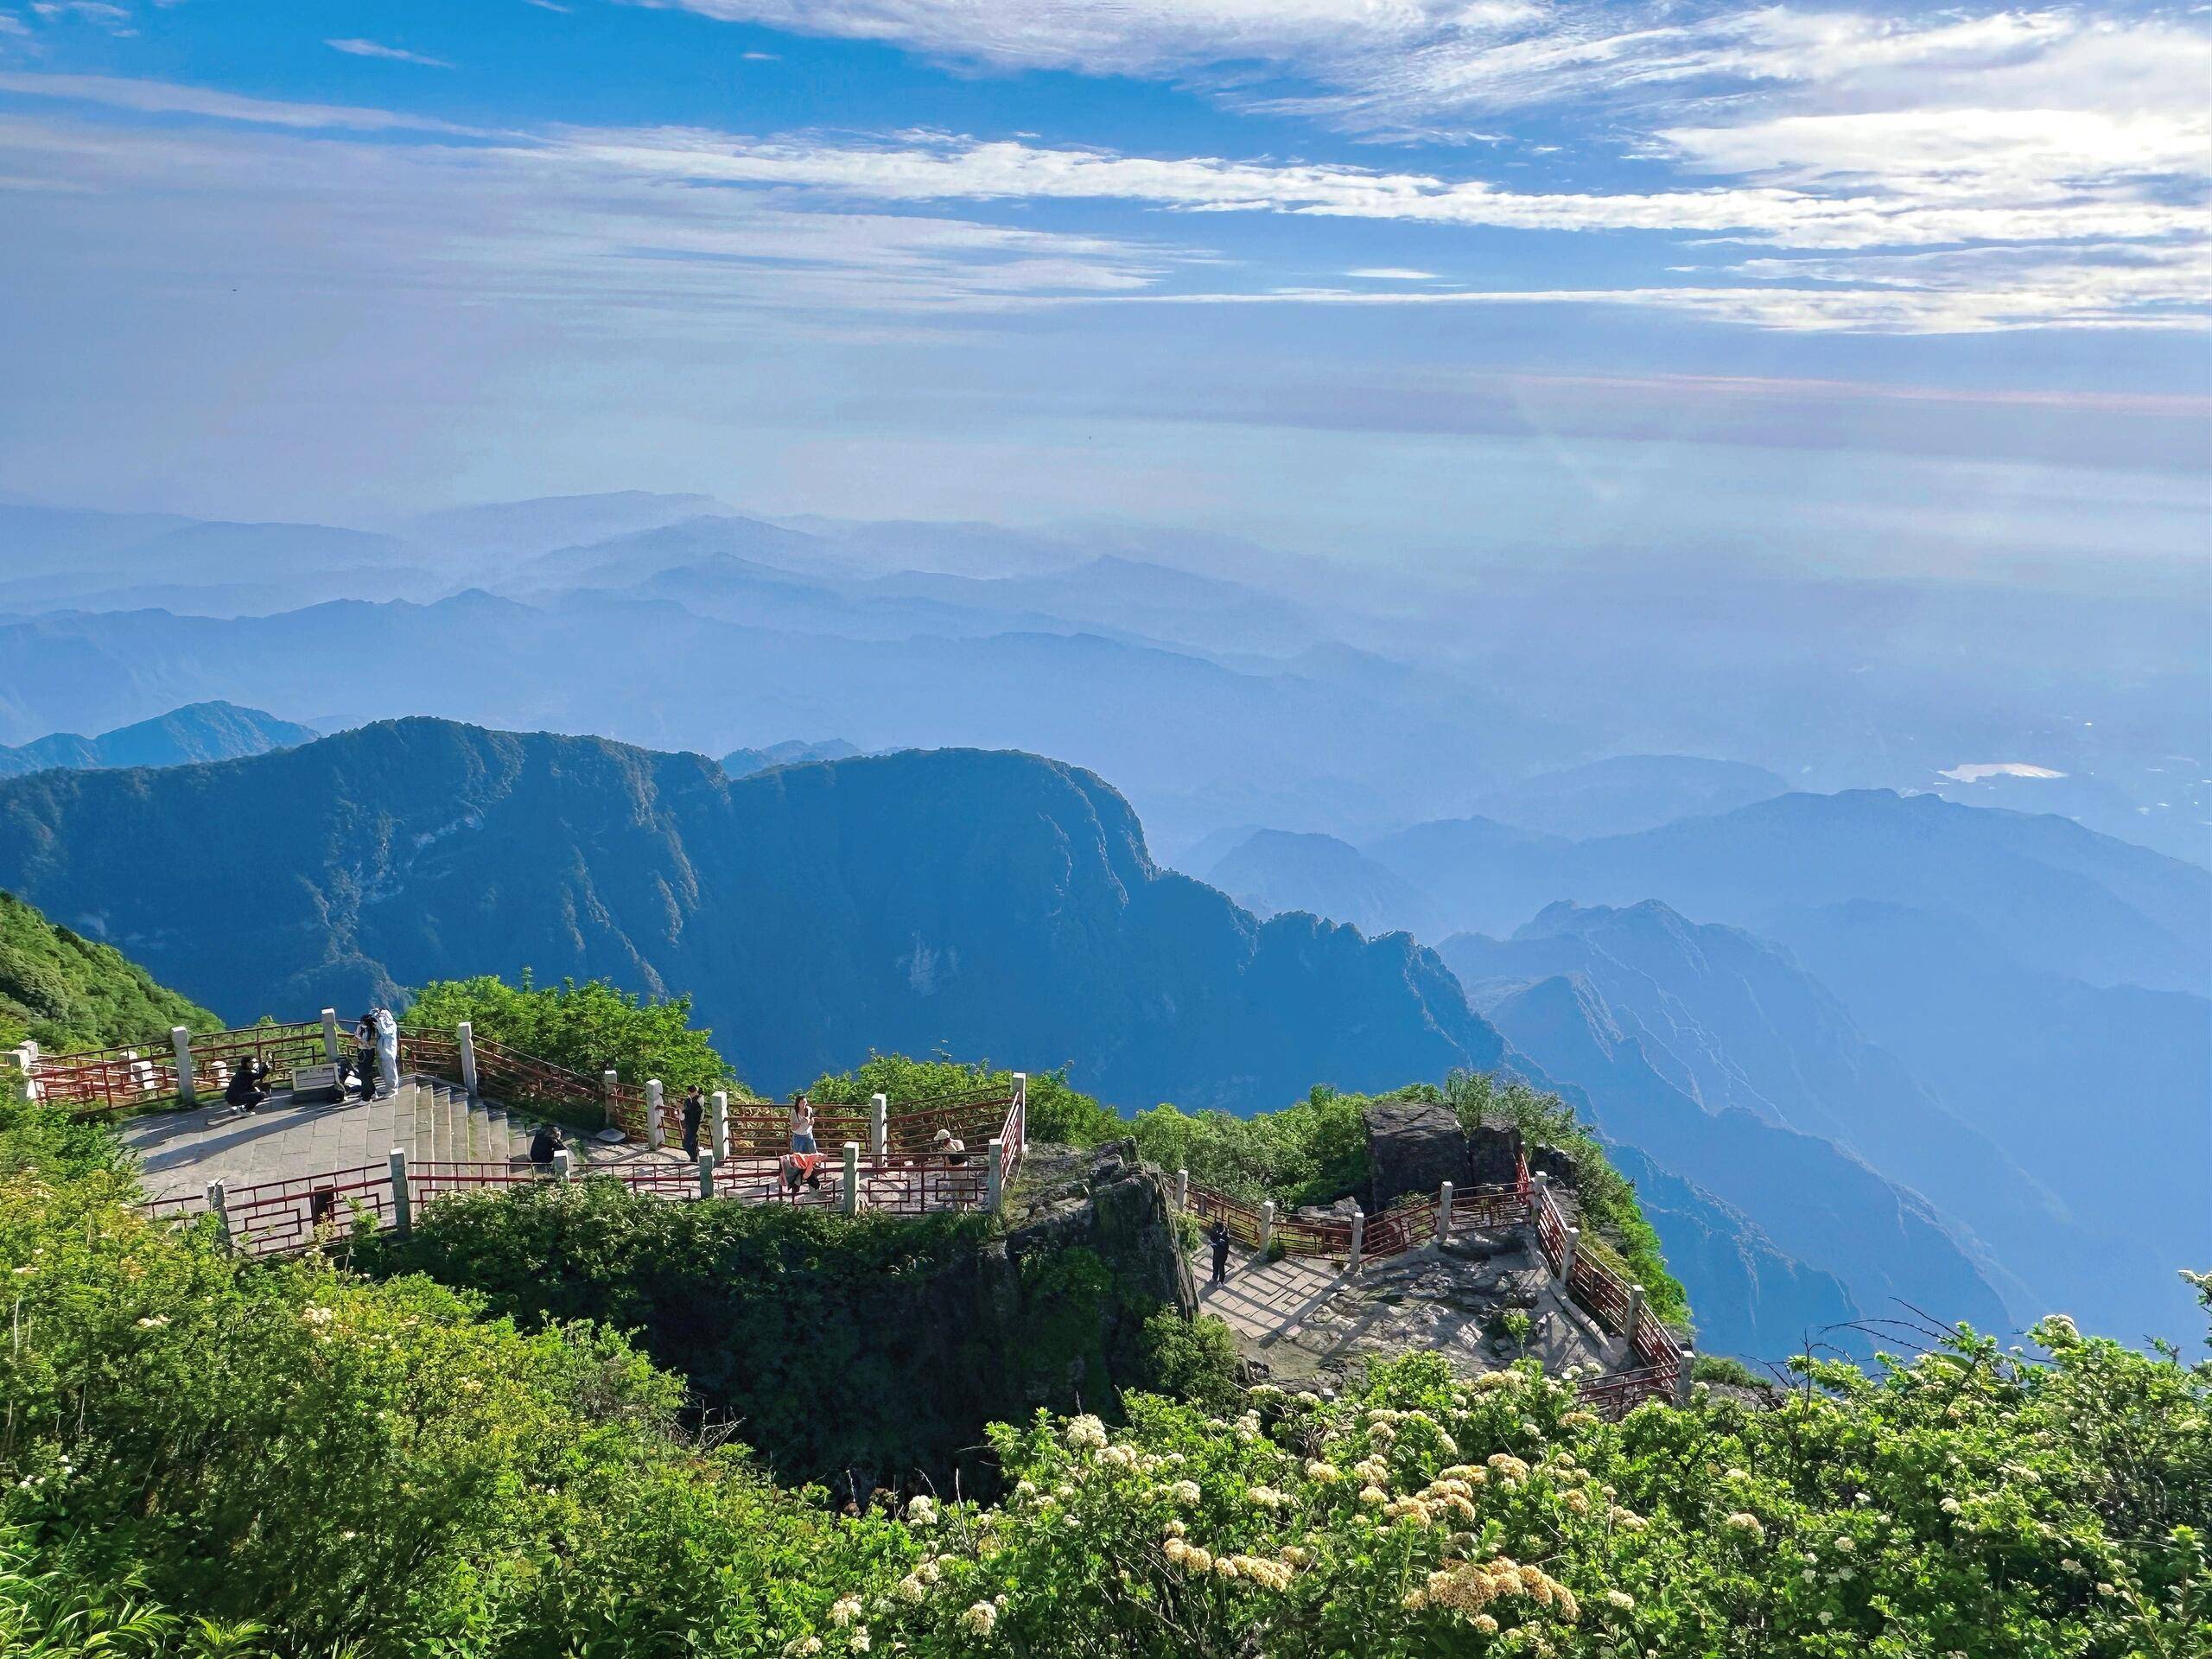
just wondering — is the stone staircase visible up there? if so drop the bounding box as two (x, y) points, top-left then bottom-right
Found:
(386, 1077), (537, 1169)
(120, 1073), (632, 1207)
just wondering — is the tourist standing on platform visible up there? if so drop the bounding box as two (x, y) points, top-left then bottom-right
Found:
(1208, 1218), (1231, 1285)
(373, 1007), (399, 1100)
(682, 1084), (705, 1158)
(353, 1012), (378, 1097)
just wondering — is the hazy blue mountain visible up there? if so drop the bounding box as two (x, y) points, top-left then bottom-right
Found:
(0, 504), (199, 568)
(1370, 789), (2209, 995)
(861, 556), (1325, 658)
(1206, 830), (1436, 938)
(0, 505), (422, 616)
(1603, 1141), (1866, 1365)
(1924, 769), (2209, 871)
(721, 739), (861, 776)
(1437, 901), (2176, 1344)
(0, 720), (1506, 1112)
(1466, 755), (1790, 840)
(0, 702), (319, 778)
(501, 515), (836, 591)
(404, 492), (737, 562)
(1764, 899), (2209, 1344)
(0, 594), (1526, 849)
(1485, 974), (2013, 1341)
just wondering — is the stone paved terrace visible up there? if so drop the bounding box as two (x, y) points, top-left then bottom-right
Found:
(121, 1075), (682, 1207)
(1193, 1225), (1615, 1392)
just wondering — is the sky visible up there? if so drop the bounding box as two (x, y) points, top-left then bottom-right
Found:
(0, 1), (2204, 569)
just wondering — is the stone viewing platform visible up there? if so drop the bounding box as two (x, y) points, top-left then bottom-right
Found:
(1178, 1094), (1690, 1416)
(16, 1010), (1028, 1256)
(119, 1074), (679, 1211)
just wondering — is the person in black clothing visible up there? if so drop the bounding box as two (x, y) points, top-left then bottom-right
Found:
(1207, 1218), (1231, 1286)
(224, 1057), (270, 1112)
(681, 1084), (705, 1158)
(352, 1012), (378, 1098)
(529, 1122), (567, 1167)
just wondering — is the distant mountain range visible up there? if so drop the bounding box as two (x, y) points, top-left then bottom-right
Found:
(1459, 755), (1791, 841)
(721, 739), (862, 777)
(0, 702), (318, 778)
(1211, 791), (2209, 1347)
(0, 720), (1506, 1116)
(0, 590), (1548, 855)
(4, 716), (2190, 1354)
(4, 493), (2201, 869)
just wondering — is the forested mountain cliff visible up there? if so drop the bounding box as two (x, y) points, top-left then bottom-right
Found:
(0, 720), (1501, 1111)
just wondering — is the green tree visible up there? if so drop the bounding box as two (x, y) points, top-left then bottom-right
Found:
(403, 970), (742, 1093)
(807, 1052), (1124, 1145)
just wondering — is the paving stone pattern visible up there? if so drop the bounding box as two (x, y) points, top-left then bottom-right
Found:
(120, 1076), (682, 1205)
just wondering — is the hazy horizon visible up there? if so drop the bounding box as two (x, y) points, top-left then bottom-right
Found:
(2, 1), (2205, 588)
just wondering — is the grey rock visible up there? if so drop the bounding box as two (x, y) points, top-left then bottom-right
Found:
(1364, 1097), (1468, 1211)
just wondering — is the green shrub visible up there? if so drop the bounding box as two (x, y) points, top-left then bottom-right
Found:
(1128, 1084), (1370, 1208)
(1140, 1309), (1242, 1412)
(806, 1052), (1124, 1146)
(0, 889), (220, 1055)
(1693, 1352), (1765, 1389)
(4, 1090), (2208, 1657)
(403, 970), (742, 1094)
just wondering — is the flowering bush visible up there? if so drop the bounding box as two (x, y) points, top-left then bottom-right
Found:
(810, 1341), (2209, 1659)
(3, 1094), (2206, 1656)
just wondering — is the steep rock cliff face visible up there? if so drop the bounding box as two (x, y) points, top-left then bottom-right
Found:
(360, 1145), (1197, 1497)
(0, 719), (1505, 1110)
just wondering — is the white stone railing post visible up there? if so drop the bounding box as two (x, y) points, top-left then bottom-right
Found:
(206, 1179), (231, 1250)
(321, 1008), (340, 1062)
(645, 1078), (664, 1151)
(1174, 1168), (1189, 1210)
(1621, 1283), (1647, 1365)
(842, 1141), (861, 1215)
(553, 1147), (573, 1184)
(697, 1150), (715, 1201)
(1011, 1071), (1027, 1148)
(869, 1092), (887, 1160)
(456, 1021), (479, 1098)
(1347, 1208), (1365, 1274)
(1560, 1225), (1580, 1288)
(171, 1027), (197, 1105)
(601, 1070), (620, 1134)
(1258, 1200), (1275, 1255)
(1675, 1338), (1696, 1407)
(389, 1148), (411, 1237)
(1436, 1179), (1454, 1244)
(985, 1138), (1004, 1212)
(712, 1090), (731, 1162)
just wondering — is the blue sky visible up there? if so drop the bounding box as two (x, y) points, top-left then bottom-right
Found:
(0, 1), (2203, 570)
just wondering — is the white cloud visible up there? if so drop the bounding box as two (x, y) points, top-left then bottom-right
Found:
(27, 0), (134, 33)
(606, 3), (2212, 331)
(0, 71), (482, 133)
(326, 38), (455, 69)
(545, 125), (2203, 258)
(1658, 107), (2210, 193)
(0, 108), (1198, 321)
(0, 57), (2201, 335)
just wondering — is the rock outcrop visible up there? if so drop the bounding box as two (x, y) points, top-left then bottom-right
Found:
(1363, 1098), (1467, 1211)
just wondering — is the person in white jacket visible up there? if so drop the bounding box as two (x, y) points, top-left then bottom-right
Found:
(374, 1007), (400, 1100)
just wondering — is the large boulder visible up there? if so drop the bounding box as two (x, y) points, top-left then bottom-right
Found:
(1364, 1098), (1467, 1211)
(1528, 1142), (1577, 1188)
(1466, 1119), (1525, 1188)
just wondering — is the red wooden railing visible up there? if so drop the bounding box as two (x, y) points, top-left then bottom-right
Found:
(27, 1020), (329, 1114)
